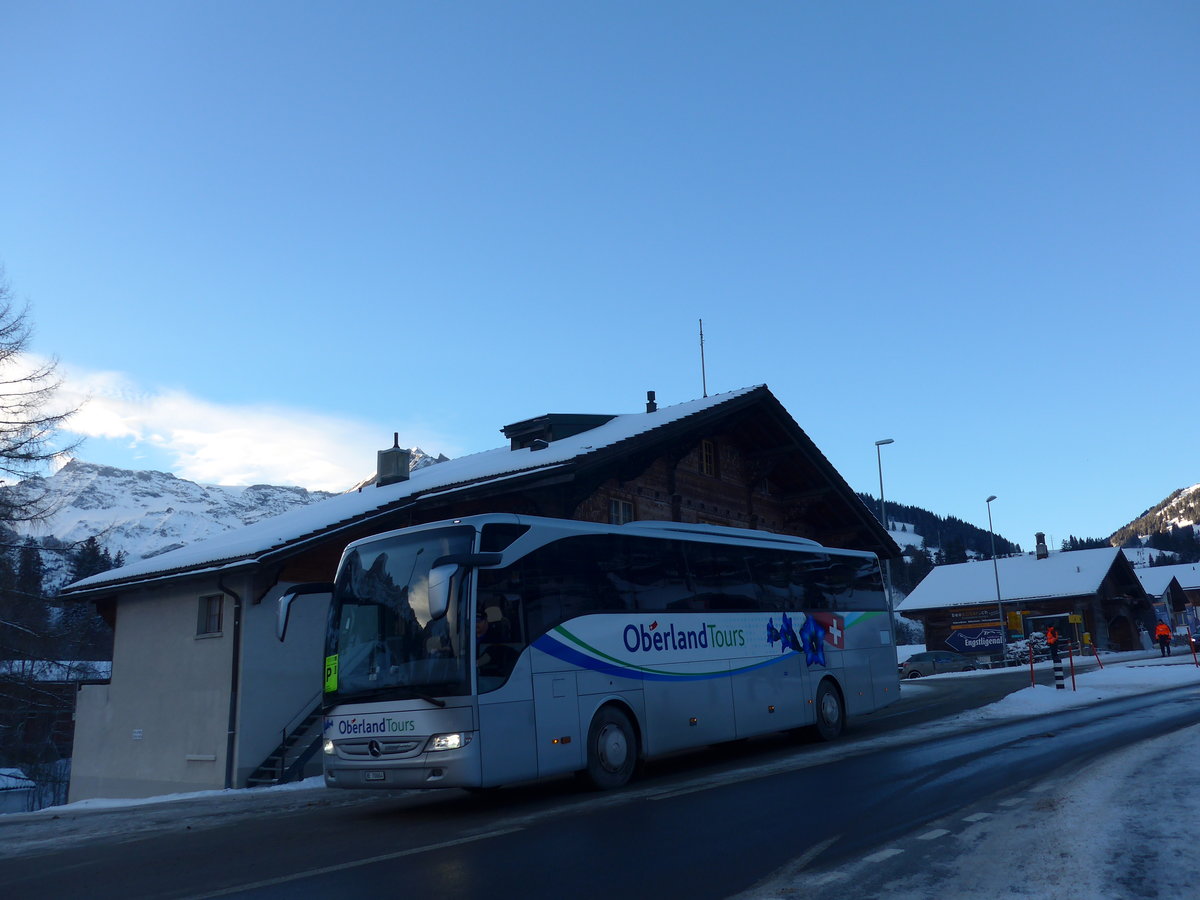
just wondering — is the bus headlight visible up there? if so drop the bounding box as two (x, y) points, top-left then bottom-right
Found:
(426, 732), (470, 752)
(323, 738), (335, 756)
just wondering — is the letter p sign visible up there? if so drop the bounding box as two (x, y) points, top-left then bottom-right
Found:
(324, 654), (338, 693)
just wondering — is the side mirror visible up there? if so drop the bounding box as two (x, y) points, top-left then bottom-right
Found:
(276, 582), (335, 641)
(427, 564), (459, 620)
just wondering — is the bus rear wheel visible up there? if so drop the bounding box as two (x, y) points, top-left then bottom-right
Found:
(812, 680), (844, 741)
(584, 706), (637, 790)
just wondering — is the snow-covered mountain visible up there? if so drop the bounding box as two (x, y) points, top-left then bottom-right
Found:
(1110, 484), (1200, 546)
(7, 452), (446, 594)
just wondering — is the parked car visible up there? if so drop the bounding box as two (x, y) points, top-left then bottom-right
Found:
(898, 651), (977, 678)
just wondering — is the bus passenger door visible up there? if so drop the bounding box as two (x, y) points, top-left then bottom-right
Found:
(477, 657), (537, 786)
(532, 672), (583, 777)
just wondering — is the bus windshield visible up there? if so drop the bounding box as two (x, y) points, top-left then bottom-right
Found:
(326, 525), (475, 704)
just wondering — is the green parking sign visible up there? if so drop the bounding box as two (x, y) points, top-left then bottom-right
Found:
(324, 655), (338, 693)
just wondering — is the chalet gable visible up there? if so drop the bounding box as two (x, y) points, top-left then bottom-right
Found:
(62, 385), (895, 600)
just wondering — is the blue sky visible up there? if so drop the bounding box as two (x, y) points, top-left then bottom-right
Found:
(1, 2), (1196, 550)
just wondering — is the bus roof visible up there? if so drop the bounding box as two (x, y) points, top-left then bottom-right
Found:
(341, 513), (878, 561)
(624, 520), (823, 547)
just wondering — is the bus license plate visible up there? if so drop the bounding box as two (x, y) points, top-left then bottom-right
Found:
(364, 771), (385, 782)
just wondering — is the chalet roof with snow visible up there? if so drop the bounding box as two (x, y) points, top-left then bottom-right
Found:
(1134, 562), (1200, 596)
(0, 768), (35, 792)
(62, 385), (894, 598)
(897, 547), (1146, 613)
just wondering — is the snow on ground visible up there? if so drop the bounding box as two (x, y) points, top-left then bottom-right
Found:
(747, 651), (1200, 900)
(40, 771), (323, 813)
(857, 723), (1200, 900)
(5, 650), (1200, 900)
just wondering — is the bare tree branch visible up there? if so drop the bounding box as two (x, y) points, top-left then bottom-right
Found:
(0, 268), (80, 525)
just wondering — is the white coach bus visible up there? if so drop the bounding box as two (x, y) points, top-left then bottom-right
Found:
(278, 514), (899, 791)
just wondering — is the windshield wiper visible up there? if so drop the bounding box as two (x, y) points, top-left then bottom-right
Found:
(335, 684), (447, 708)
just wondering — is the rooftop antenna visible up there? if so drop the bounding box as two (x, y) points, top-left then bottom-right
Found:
(699, 318), (708, 398)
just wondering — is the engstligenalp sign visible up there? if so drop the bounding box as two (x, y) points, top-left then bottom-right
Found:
(945, 626), (1002, 654)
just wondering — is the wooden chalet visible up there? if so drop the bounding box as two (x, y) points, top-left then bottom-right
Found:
(897, 547), (1152, 656)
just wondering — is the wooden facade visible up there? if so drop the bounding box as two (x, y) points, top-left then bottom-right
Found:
(900, 550), (1153, 654)
(261, 387), (898, 601)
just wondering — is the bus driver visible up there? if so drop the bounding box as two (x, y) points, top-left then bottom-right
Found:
(476, 605), (516, 679)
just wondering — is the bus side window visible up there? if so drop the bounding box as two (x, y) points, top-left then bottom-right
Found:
(744, 547), (787, 612)
(851, 559), (888, 611)
(792, 555), (832, 611)
(497, 537), (615, 636)
(675, 543), (762, 612)
(606, 536), (691, 613)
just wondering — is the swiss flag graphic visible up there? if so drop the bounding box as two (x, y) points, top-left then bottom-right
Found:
(810, 612), (845, 649)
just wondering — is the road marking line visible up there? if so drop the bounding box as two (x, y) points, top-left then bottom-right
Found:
(792, 835), (840, 872)
(650, 783), (721, 800)
(810, 871), (851, 886)
(917, 829), (950, 840)
(181, 827), (525, 899)
(734, 834), (841, 897)
(863, 848), (904, 864)
(998, 797), (1024, 807)
(962, 812), (990, 822)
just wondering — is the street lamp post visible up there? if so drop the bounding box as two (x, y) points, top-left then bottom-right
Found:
(986, 495), (1006, 661)
(875, 439), (895, 612)
(878, 439), (897, 657)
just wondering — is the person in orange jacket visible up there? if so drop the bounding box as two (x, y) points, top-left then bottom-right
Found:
(1045, 625), (1059, 660)
(1155, 620), (1173, 657)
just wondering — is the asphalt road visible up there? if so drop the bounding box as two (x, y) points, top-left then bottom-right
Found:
(3, 657), (1192, 900)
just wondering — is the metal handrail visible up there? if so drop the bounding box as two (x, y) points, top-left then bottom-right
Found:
(272, 691), (323, 782)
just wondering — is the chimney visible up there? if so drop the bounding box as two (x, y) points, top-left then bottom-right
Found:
(376, 433), (411, 487)
(646, 390), (657, 413)
(1035, 532), (1048, 560)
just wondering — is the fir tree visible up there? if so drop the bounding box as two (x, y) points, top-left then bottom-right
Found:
(3, 538), (48, 656)
(943, 538), (968, 565)
(16, 537), (45, 603)
(69, 536), (109, 581)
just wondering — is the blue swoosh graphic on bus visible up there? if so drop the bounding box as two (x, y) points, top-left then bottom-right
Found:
(532, 630), (794, 682)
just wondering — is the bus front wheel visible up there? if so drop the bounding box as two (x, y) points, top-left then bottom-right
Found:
(812, 680), (844, 741)
(584, 706), (637, 790)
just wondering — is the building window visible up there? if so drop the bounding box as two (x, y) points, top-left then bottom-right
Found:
(198, 594), (223, 636)
(700, 439), (719, 477)
(609, 499), (635, 525)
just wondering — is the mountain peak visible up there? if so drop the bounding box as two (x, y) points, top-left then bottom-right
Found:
(7, 461), (340, 593)
(11, 451), (450, 594)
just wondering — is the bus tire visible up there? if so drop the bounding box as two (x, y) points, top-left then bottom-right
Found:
(584, 705), (637, 790)
(812, 679), (844, 741)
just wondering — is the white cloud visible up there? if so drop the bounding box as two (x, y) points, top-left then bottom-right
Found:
(50, 361), (459, 490)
